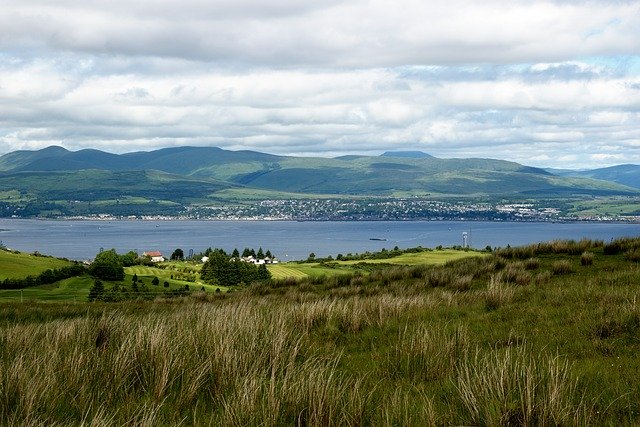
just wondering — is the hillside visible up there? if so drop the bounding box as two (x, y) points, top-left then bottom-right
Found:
(553, 164), (640, 189)
(0, 249), (73, 280)
(0, 146), (636, 202)
(2, 238), (640, 424)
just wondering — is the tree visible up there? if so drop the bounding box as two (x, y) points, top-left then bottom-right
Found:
(257, 247), (265, 259)
(232, 248), (240, 258)
(88, 279), (105, 302)
(242, 248), (251, 257)
(308, 252), (316, 262)
(132, 273), (138, 283)
(164, 281), (170, 288)
(152, 276), (160, 286)
(120, 251), (138, 267)
(265, 249), (272, 259)
(89, 249), (125, 281)
(257, 264), (271, 280)
(171, 248), (184, 261)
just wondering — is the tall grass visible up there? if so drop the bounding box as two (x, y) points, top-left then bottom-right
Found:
(455, 346), (588, 425)
(3, 236), (640, 424)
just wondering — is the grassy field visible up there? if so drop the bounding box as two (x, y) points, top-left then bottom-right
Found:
(0, 249), (72, 280)
(2, 238), (640, 424)
(0, 257), (228, 302)
(268, 249), (483, 279)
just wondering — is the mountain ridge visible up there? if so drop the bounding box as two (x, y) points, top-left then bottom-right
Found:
(0, 146), (637, 200)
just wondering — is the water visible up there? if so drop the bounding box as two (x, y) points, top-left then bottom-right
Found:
(0, 219), (638, 261)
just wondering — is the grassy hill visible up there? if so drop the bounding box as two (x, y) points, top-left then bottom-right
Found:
(0, 146), (636, 202)
(1, 238), (640, 424)
(555, 164), (640, 189)
(0, 249), (72, 280)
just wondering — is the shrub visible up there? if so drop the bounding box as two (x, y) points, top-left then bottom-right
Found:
(524, 258), (540, 270)
(625, 249), (640, 263)
(581, 251), (594, 266)
(534, 271), (552, 285)
(502, 264), (531, 286)
(552, 260), (574, 275)
(603, 241), (622, 255)
(485, 274), (514, 310)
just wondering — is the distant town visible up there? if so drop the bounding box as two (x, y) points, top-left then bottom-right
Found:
(53, 198), (639, 222)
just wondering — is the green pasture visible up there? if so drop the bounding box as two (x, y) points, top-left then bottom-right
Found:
(268, 249), (483, 279)
(125, 264), (228, 293)
(0, 276), (92, 302)
(339, 249), (484, 266)
(0, 249), (72, 280)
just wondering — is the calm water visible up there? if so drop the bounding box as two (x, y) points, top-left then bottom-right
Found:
(0, 219), (638, 261)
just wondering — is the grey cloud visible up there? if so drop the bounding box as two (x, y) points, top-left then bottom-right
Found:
(1, 1), (639, 67)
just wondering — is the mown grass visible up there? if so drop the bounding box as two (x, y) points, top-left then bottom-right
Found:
(0, 249), (72, 280)
(1, 237), (640, 424)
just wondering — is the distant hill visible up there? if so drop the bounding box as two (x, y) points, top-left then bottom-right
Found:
(551, 164), (640, 189)
(380, 151), (434, 159)
(0, 146), (637, 201)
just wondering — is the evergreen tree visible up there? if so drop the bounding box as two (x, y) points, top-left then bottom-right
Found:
(88, 279), (105, 302)
(152, 276), (160, 286)
(242, 248), (251, 257)
(265, 249), (272, 259)
(257, 247), (265, 259)
(170, 248), (184, 260)
(132, 273), (138, 283)
(257, 264), (271, 280)
(232, 248), (240, 258)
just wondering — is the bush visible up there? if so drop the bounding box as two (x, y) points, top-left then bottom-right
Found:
(552, 260), (574, 275)
(626, 250), (640, 263)
(581, 252), (594, 266)
(524, 258), (540, 270)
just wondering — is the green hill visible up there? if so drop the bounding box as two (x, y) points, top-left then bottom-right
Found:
(0, 249), (73, 280)
(553, 164), (640, 189)
(0, 146), (636, 200)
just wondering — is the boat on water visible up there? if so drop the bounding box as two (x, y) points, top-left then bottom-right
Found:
(369, 238), (387, 241)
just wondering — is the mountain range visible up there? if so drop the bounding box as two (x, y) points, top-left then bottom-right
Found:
(0, 146), (637, 217)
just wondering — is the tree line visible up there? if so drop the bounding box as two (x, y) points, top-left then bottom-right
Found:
(200, 249), (271, 287)
(0, 264), (86, 289)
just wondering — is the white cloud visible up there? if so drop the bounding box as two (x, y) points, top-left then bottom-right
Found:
(0, 1), (639, 169)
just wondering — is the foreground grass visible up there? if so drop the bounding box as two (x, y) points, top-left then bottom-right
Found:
(1, 238), (640, 424)
(0, 249), (72, 280)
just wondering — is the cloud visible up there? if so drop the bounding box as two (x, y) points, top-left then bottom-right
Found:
(0, 1), (639, 169)
(1, 0), (638, 67)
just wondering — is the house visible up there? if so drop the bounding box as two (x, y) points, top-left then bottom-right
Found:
(142, 251), (165, 263)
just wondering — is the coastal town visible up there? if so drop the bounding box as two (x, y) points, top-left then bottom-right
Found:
(51, 198), (639, 223)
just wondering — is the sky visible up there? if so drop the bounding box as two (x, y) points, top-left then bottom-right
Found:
(1, 0), (639, 169)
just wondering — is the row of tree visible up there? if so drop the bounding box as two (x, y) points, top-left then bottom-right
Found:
(200, 249), (271, 287)
(88, 280), (193, 302)
(202, 247), (274, 260)
(0, 264), (86, 289)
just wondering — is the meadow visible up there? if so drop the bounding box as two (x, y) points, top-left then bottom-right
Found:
(0, 238), (640, 424)
(0, 249), (72, 280)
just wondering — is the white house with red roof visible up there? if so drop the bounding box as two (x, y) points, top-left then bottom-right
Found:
(142, 251), (165, 263)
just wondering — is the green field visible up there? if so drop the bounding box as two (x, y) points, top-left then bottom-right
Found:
(0, 249), (72, 280)
(125, 263), (229, 293)
(268, 249), (484, 279)
(0, 255), (229, 302)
